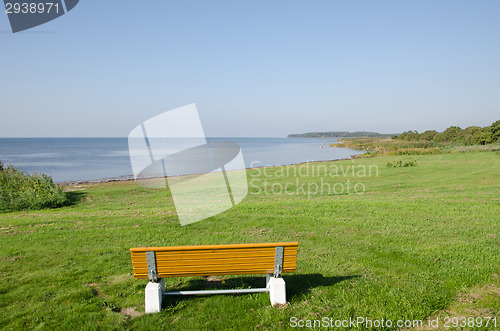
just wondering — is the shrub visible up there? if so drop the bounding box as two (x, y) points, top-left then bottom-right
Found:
(398, 130), (419, 141)
(0, 160), (70, 212)
(463, 126), (483, 145)
(433, 126), (464, 143)
(419, 130), (439, 141)
(386, 160), (418, 168)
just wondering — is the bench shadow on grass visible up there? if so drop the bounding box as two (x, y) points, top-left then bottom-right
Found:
(162, 274), (359, 309)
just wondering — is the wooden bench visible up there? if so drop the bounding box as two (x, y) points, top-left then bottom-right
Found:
(130, 242), (299, 313)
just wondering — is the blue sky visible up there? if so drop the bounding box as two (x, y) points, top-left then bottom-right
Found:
(1, 1), (499, 137)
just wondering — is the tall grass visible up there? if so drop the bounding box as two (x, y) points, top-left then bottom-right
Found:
(0, 160), (70, 212)
(332, 137), (500, 156)
(333, 137), (439, 150)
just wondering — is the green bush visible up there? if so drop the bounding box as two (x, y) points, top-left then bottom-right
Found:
(433, 126), (464, 143)
(419, 130), (439, 141)
(0, 160), (70, 212)
(386, 160), (418, 168)
(398, 130), (419, 141)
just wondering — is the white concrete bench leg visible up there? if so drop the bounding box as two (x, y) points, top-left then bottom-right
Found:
(145, 279), (164, 314)
(266, 274), (286, 306)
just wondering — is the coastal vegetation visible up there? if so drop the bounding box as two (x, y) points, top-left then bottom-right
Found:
(0, 160), (70, 212)
(395, 120), (500, 145)
(332, 121), (500, 156)
(0, 152), (498, 329)
(288, 131), (395, 138)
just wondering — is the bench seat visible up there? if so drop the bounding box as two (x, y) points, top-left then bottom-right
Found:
(130, 242), (299, 313)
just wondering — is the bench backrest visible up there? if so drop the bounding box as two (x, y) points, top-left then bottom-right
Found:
(130, 242), (298, 279)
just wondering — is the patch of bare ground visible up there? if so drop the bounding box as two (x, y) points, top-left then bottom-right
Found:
(0, 255), (24, 261)
(273, 302), (289, 309)
(204, 275), (225, 282)
(120, 307), (142, 318)
(246, 227), (271, 236)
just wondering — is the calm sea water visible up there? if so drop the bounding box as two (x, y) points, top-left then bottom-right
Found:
(0, 138), (363, 183)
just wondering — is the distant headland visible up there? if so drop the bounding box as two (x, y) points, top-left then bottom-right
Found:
(287, 131), (397, 138)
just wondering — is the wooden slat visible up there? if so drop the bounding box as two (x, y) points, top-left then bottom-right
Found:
(132, 263), (298, 278)
(133, 265), (297, 277)
(130, 242), (298, 279)
(130, 242), (298, 253)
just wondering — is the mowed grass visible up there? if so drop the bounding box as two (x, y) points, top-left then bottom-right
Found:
(0, 152), (499, 330)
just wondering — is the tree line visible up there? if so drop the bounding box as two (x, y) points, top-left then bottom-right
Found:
(288, 131), (394, 138)
(395, 120), (500, 145)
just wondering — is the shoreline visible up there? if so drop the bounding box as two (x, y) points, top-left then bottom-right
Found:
(60, 154), (366, 187)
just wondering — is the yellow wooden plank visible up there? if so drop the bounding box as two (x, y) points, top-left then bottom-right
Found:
(133, 267), (298, 279)
(154, 248), (298, 258)
(131, 262), (297, 272)
(130, 242), (298, 253)
(133, 265), (297, 279)
(133, 249), (293, 260)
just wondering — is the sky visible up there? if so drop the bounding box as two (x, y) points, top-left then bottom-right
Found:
(0, 0), (499, 137)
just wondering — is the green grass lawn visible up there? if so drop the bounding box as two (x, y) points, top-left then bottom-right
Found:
(0, 152), (499, 330)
